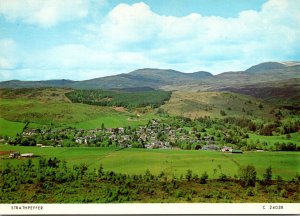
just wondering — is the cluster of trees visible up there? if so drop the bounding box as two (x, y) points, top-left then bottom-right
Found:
(65, 89), (172, 108)
(1, 158), (298, 203)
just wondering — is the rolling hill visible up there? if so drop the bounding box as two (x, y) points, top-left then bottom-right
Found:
(0, 88), (158, 129)
(0, 69), (213, 90)
(160, 91), (279, 120)
(1, 61), (299, 91)
(162, 63), (300, 92)
(245, 62), (287, 73)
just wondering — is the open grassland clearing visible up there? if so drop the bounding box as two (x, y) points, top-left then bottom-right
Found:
(0, 118), (25, 137)
(0, 145), (299, 180)
(248, 132), (300, 146)
(161, 91), (278, 120)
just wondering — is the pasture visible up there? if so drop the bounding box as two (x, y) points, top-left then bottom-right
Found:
(248, 132), (300, 146)
(1, 145), (299, 180)
(0, 118), (25, 137)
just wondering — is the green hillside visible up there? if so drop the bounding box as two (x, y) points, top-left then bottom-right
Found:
(0, 88), (159, 136)
(161, 91), (279, 120)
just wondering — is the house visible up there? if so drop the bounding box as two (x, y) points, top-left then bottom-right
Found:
(221, 147), (232, 153)
(21, 153), (34, 157)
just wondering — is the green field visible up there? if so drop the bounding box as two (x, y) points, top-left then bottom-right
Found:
(0, 118), (25, 137)
(1, 145), (299, 180)
(249, 133), (300, 146)
(74, 112), (158, 129)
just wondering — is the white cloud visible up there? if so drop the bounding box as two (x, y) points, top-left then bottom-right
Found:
(0, 0), (96, 27)
(1, 0), (299, 81)
(0, 39), (18, 69)
(84, 0), (300, 73)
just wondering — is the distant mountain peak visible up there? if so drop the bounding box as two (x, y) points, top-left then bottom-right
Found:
(245, 62), (286, 73)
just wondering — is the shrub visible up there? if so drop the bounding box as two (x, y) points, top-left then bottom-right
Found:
(185, 169), (192, 182)
(220, 110), (227, 116)
(263, 166), (272, 185)
(200, 171), (208, 184)
(239, 165), (257, 187)
(276, 175), (284, 190)
(219, 173), (228, 182)
(246, 188), (254, 196)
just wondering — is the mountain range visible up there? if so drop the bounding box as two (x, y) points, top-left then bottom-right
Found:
(0, 61), (299, 90)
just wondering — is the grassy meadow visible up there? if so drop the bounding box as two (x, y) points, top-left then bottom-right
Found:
(1, 144), (299, 180)
(0, 118), (25, 137)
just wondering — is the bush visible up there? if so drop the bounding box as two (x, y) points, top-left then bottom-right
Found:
(239, 165), (257, 187)
(276, 175), (284, 190)
(263, 166), (272, 185)
(220, 110), (227, 116)
(246, 188), (254, 196)
(185, 169), (192, 182)
(219, 173), (228, 182)
(200, 171), (208, 184)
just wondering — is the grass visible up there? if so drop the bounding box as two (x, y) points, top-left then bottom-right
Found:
(0, 118), (25, 137)
(74, 112), (158, 129)
(161, 91), (277, 120)
(1, 145), (299, 180)
(248, 132), (300, 146)
(0, 87), (160, 132)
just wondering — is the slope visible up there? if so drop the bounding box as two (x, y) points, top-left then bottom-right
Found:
(217, 78), (300, 107)
(162, 64), (300, 92)
(0, 69), (213, 89)
(0, 88), (158, 136)
(160, 91), (278, 120)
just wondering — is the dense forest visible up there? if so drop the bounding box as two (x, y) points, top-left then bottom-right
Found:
(1, 158), (298, 203)
(65, 89), (172, 108)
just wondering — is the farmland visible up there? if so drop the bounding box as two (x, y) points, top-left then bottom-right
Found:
(1, 145), (299, 180)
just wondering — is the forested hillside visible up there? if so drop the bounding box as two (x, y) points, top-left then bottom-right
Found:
(65, 89), (172, 108)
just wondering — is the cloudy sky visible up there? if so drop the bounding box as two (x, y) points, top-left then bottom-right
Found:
(0, 0), (299, 81)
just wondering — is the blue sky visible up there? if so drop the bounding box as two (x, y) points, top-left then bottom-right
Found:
(0, 0), (299, 81)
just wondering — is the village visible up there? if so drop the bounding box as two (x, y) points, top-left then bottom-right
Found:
(15, 119), (242, 153)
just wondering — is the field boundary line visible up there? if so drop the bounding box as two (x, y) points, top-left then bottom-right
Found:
(87, 147), (125, 167)
(222, 153), (241, 167)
